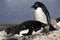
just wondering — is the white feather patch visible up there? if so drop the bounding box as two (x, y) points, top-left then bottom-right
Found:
(14, 28), (43, 37)
(35, 7), (47, 24)
(14, 29), (29, 37)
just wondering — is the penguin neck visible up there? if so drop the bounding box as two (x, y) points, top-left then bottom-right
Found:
(34, 7), (47, 24)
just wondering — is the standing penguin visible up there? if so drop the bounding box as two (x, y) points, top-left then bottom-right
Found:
(31, 1), (56, 33)
(31, 1), (51, 24)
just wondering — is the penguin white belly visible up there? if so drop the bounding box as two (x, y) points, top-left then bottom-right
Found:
(17, 29), (41, 36)
(13, 29), (29, 37)
(20, 29), (29, 36)
(32, 28), (43, 34)
(14, 28), (43, 37)
(35, 7), (47, 24)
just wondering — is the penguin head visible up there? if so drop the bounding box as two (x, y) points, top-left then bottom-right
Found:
(5, 27), (12, 34)
(5, 27), (14, 36)
(31, 1), (44, 9)
(56, 18), (60, 23)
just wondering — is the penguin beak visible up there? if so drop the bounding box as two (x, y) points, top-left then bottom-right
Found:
(31, 5), (35, 8)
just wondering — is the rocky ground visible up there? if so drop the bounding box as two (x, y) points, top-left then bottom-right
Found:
(6, 29), (60, 40)
(0, 20), (60, 40)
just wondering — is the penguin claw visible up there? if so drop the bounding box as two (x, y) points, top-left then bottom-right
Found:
(41, 30), (50, 35)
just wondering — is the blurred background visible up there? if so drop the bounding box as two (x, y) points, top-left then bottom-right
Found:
(0, 0), (60, 24)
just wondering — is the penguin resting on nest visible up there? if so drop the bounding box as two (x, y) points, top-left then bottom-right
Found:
(5, 20), (47, 36)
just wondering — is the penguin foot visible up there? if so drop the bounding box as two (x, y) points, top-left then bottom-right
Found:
(41, 31), (50, 35)
(49, 24), (57, 31)
(41, 29), (49, 35)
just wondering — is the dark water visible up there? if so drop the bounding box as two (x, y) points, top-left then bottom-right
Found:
(0, 0), (60, 24)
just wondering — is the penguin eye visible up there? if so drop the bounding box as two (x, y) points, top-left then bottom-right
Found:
(35, 5), (38, 7)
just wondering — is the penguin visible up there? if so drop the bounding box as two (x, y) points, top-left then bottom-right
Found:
(5, 20), (47, 36)
(31, 1), (57, 33)
(31, 1), (51, 24)
(56, 17), (60, 27)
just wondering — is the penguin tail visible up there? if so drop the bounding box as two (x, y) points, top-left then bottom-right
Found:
(49, 24), (57, 31)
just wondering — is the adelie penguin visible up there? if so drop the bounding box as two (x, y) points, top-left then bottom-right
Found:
(31, 1), (57, 33)
(5, 20), (47, 36)
(56, 18), (60, 27)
